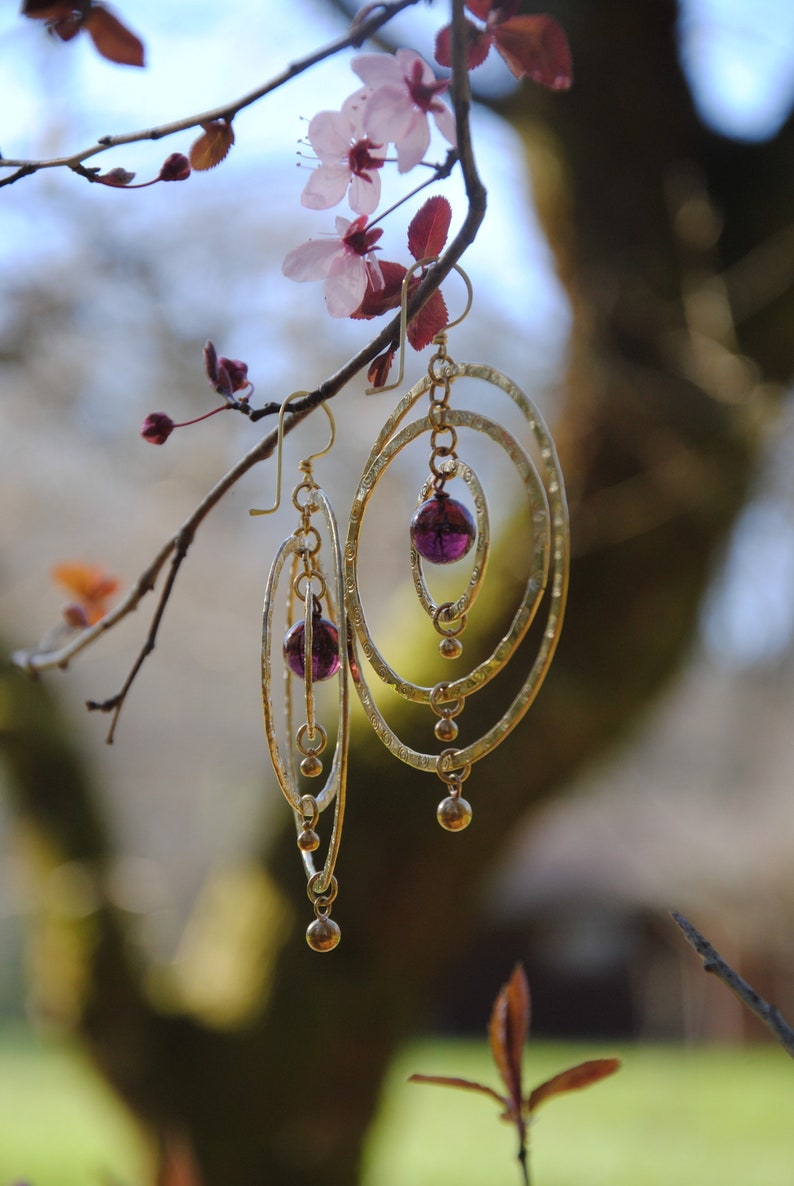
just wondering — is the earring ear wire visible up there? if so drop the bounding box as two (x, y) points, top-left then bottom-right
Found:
(366, 258), (474, 395)
(249, 393), (336, 516)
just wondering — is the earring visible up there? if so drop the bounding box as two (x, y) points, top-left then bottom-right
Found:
(252, 394), (348, 952)
(345, 263), (569, 830)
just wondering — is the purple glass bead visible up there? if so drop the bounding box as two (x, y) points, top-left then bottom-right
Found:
(410, 492), (475, 565)
(283, 615), (340, 680)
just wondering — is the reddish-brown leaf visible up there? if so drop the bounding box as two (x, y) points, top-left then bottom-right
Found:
(408, 1073), (508, 1108)
(189, 120), (235, 171)
(366, 349), (395, 389)
(465, 0), (497, 20)
(526, 1058), (621, 1113)
(51, 562), (120, 625)
(407, 287), (448, 350)
(351, 260), (406, 319)
(434, 21), (493, 71)
(85, 3), (144, 66)
(407, 195), (452, 262)
(21, 0), (77, 18)
(488, 963), (529, 1111)
(494, 15), (573, 89)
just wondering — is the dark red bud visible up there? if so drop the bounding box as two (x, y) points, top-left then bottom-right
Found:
(62, 602), (89, 628)
(158, 152), (191, 182)
(141, 412), (174, 444)
(100, 166), (136, 186)
(217, 356), (250, 395)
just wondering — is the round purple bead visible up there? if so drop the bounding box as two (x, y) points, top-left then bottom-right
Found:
(283, 615), (340, 680)
(410, 492), (475, 564)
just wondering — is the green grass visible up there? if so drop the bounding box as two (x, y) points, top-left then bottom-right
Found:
(0, 1028), (791, 1186)
(0, 1026), (152, 1186)
(363, 1040), (794, 1186)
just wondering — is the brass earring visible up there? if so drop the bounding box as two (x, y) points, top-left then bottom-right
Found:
(252, 395), (348, 951)
(345, 264), (569, 828)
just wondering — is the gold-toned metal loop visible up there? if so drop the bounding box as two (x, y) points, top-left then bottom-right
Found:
(296, 721), (327, 757)
(294, 523), (322, 558)
(250, 393), (335, 516)
(436, 750), (471, 783)
(429, 683), (464, 718)
(432, 604), (467, 636)
(308, 871), (338, 905)
(365, 257), (474, 394)
(293, 569), (327, 603)
(298, 794), (320, 826)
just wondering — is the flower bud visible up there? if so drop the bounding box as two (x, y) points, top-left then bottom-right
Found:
(217, 357), (250, 396)
(159, 152), (191, 182)
(62, 603), (89, 629)
(141, 412), (174, 444)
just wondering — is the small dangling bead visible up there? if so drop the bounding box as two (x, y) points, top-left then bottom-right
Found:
(410, 492), (475, 564)
(300, 754), (323, 778)
(283, 614), (340, 680)
(437, 795), (472, 831)
(297, 827), (320, 853)
(306, 914), (341, 952)
(434, 716), (458, 743)
(439, 636), (463, 660)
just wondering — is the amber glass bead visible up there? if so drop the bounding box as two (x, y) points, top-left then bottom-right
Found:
(306, 915), (341, 952)
(436, 795), (473, 831)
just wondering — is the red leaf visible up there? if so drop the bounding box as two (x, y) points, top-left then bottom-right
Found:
(434, 21), (493, 71)
(85, 3), (145, 66)
(494, 15), (573, 89)
(189, 120), (235, 171)
(488, 963), (529, 1112)
(409, 1074), (508, 1109)
(367, 349), (395, 389)
(351, 260), (406, 319)
(21, 0), (76, 18)
(526, 1058), (621, 1113)
(465, 0), (495, 20)
(407, 287), (448, 350)
(407, 196), (452, 262)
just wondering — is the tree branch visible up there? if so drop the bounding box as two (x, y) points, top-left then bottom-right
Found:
(0, 0), (422, 187)
(672, 912), (794, 1060)
(12, 0), (488, 738)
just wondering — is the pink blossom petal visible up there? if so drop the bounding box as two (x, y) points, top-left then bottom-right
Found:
(307, 110), (350, 160)
(301, 163), (351, 210)
(431, 100), (457, 147)
(395, 113), (430, 172)
(282, 237), (342, 281)
(348, 169), (382, 216)
(394, 47), (430, 82)
(351, 53), (403, 89)
(364, 84), (415, 145)
(341, 87), (371, 135)
(324, 252), (367, 317)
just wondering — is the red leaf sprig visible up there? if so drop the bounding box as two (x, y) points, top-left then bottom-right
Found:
(22, 1), (145, 67)
(435, 3), (572, 90)
(410, 964), (620, 1185)
(353, 194), (452, 385)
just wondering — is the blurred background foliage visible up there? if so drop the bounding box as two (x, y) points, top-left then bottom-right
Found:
(1, 0), (794, 1183)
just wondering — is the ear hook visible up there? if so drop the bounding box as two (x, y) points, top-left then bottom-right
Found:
(249, 393), (336, 516)
(366, 257), (474, 395)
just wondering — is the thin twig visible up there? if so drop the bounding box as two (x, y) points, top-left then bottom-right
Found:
(12, 0), (487, 737)
(0, 0), (421, 187)
(672, 912), (794, 1060)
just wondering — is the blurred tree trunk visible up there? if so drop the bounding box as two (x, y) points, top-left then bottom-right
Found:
(4, 3), (794, 1184)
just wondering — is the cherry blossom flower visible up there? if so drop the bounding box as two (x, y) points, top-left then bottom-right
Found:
(351, 49), (456, 173)
(282, 215), (384, 317)
(301, 90), (387, 216)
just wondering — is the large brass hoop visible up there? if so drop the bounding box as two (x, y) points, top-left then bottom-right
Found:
(344, 362), (569, 775)
(262, 486), (348, 892)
